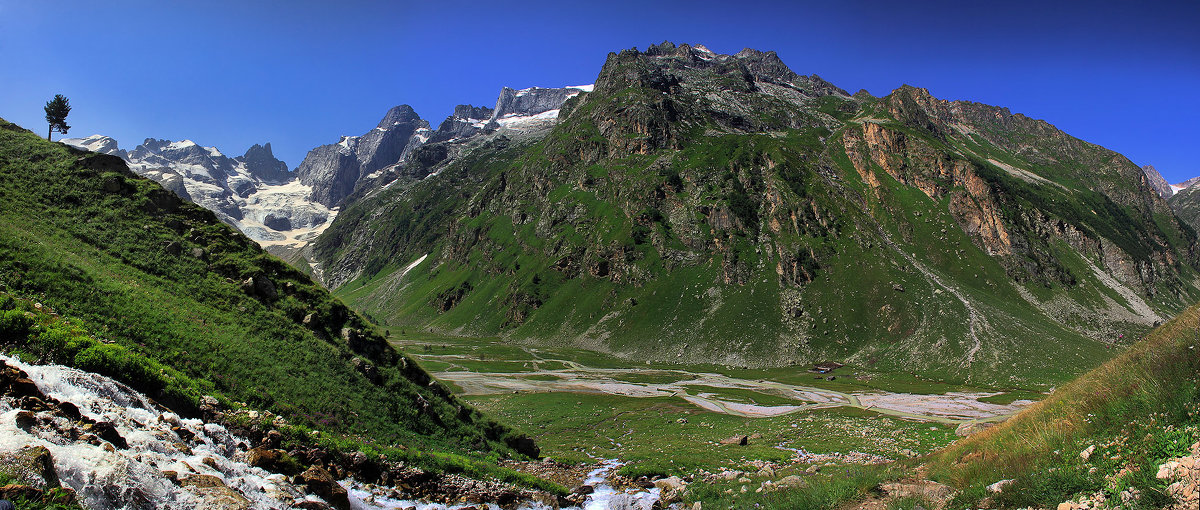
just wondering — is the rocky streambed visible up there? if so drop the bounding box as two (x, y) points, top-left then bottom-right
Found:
(0, 354), (671, 510)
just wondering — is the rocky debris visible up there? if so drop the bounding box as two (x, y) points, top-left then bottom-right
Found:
(1156, 441), (1200, 510)
(654, 476), (686, 504)
(501, 459), (593, 491)
(1080, 444), (1096, 461)
(877, 480), (954, 509)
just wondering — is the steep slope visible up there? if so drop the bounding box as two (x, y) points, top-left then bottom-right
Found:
(1169, 184), (1200, 233)
(319, 42), (1197, 387)
(0, 118), (538, 463)
(920, 301), (1200, 508)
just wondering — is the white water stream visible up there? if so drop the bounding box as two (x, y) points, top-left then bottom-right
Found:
(0, 354), (662, 510)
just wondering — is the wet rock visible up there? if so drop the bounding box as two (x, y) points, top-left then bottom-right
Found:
(242, 446), (284, 472)
(179, 474), (252, 510)
(56, 401), (81, 420)
(14, 410), (36, 430)
(0, 446), (60, 490)
(87, 421), (128, 449)
(297, 466), (350, 510)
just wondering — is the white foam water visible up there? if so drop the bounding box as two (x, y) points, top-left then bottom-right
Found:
(0, 354), (667, 510)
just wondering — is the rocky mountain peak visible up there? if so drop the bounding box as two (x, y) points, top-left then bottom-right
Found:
(376, 104), (422, 129)
(1141, 165), (1173, 198)
(453, 104), (494, 120)
(240, 142), (290, 183)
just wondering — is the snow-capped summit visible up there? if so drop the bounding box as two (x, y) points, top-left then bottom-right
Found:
(61, 134), (125, 158)
(62, 136), (336, 251)
(487, 85), (592, 130)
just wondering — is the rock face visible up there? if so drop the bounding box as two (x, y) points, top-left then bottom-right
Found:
(295, 105), (429, 208)
(243, 143), (290, 183)
(1141, 165), (1173, 198)
(310, 42), (1200, 385)
(61, 135), (337, 251)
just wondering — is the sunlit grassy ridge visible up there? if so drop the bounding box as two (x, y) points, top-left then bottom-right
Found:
(0, 117), (556, 488)
(921, 301), (1200, 507)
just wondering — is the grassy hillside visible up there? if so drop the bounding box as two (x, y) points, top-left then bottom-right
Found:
(0, 117), (545, 481)
(315, 44), (1198, 388)
(921, 301), (1200, 508)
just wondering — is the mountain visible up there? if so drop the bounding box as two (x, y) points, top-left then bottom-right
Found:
(296, 85), (593, 211)
(311, 42), (1200, 386)
(0, 117), (552, 506)
(1142, 164), (1174, 198)
(61, 135), (336, 252)
(1169, 184), (1200, 232)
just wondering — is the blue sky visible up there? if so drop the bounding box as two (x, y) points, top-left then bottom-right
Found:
(2, 1), (1197, 181)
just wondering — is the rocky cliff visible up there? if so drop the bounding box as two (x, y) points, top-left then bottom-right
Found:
(311, 42), (1200, 386)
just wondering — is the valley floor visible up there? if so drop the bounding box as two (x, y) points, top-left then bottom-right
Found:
(386, 330), (1047, 477)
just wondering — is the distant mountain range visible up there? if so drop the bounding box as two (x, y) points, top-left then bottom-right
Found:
(62, 84), (591, 261)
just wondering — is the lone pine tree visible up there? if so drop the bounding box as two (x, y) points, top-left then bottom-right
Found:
(44, 94), (71, 141)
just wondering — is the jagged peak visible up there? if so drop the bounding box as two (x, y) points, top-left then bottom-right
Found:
(376, 104), (421, 129)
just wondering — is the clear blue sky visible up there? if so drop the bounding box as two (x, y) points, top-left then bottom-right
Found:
(2, 1), (1197, 181)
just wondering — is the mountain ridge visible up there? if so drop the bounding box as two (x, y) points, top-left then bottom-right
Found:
(310, 42), (1200, 386)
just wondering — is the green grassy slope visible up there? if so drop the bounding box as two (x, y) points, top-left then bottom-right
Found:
(0, 118), (541, 473)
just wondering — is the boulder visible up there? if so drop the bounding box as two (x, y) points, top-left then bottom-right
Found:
(179, 474), (252, 510)
(296, 466), (350, 510)
(719, 435), (749, 446)
(0, 446), (60, 490)
(507, 434), (540, 459)
(776, 475), (806, 489)
(86, 421), (128, 449)
(242, 446), (283, 472)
